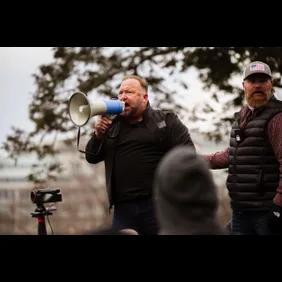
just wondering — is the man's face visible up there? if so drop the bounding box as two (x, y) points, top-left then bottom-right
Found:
(242, 74), (273, 108)
(118, 78), (148, 119)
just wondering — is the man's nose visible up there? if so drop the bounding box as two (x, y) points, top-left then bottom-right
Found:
(253, 80), (263, 86)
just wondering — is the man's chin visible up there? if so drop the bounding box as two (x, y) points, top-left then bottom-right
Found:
(248, 97), (268, 108)
(120, 110), (131, 118)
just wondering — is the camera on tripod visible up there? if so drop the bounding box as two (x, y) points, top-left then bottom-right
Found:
(30, 188), (63, 235)
(31, 188), (62, 206)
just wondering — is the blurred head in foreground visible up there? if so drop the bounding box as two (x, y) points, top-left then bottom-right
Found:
(85, 227), (138, 235)
(154, 146), (226, 235)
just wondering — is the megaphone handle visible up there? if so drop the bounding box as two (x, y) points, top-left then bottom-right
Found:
(104, 118), (120, 139)
(76, 126), (104, 156)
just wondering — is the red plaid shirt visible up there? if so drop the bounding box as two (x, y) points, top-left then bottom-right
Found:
(205, 105), (282, 207)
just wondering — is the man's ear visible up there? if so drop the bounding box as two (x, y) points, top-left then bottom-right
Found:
(144, 93), (148, 102)
(242, 81), (246, 90)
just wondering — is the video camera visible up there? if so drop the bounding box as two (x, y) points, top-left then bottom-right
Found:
(31, 188), (62, 206)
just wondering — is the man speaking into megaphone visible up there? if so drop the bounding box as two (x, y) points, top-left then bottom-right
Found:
(85, 75), (196, 235)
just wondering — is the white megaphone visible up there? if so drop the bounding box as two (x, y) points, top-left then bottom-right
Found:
(68, 92), (125, 127)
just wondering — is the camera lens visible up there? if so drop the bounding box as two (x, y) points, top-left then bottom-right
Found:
(30, 191), (36, 203)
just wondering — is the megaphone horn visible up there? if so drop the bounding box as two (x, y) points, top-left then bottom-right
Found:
(68, 92), (125, 127)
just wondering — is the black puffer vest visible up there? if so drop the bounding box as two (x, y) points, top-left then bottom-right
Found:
(226, 96), (282, 211)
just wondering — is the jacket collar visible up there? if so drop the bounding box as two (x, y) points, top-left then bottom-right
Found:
(141, 101), (153, 123)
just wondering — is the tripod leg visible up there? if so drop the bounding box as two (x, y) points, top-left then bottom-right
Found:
(37, 215), (47, 235)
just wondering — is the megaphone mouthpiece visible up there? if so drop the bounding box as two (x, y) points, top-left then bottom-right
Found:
(95, 99), (125, 114)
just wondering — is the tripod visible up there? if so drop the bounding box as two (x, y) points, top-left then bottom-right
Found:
(31, 204), (57, 235)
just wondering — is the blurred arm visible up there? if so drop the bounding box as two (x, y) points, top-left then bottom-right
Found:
(203, 147), (230, 169)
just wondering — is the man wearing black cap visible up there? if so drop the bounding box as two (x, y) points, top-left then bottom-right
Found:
(205, 61), (282, 235)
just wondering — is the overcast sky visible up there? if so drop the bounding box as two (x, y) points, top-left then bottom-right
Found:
(0, 47), (53, 148)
